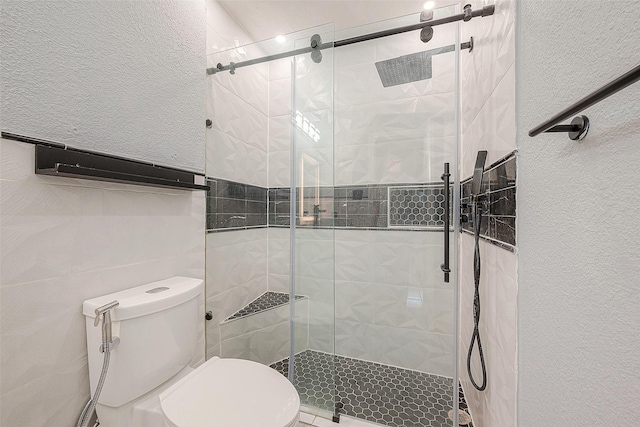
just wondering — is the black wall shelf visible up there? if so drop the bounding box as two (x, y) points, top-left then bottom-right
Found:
(2, 132), (208, 191)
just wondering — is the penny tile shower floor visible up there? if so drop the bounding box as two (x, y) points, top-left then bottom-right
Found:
(271, 350), (473, 427)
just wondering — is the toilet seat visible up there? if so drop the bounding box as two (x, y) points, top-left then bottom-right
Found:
(159, 357), (300, 427)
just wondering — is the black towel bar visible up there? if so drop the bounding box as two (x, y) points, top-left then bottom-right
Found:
(529, 63), (640, 140)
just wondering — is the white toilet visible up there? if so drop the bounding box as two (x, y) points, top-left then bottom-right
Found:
(83, 277), (300, 427)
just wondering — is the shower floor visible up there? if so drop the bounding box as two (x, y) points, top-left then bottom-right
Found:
(270, 350), (473, 427)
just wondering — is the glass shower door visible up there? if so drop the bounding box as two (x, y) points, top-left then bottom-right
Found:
(336, 7), (460, 426)
(206, 6), (463, 425)
(290, 24), (338, 420)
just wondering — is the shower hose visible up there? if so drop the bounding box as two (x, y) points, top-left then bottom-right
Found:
(467, 202), (487, 391)
(76, 343), (112, 427)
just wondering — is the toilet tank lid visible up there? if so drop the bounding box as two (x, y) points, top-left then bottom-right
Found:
(83, 277), (203, 321)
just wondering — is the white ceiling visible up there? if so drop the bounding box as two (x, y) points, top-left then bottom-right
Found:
(218, 0), (433, 42)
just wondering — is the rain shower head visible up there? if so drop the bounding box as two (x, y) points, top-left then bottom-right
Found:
(374, 44), (454, 88)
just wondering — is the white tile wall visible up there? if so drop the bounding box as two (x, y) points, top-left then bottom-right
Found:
(269, 149), (291, 188)
(332, 23), (457, 186)
(265, 14), (459, 188)
(205, 0), (253, 55)
(207, 81), (268, 186)
(212, 63), (269, 116)
(205, 228), (268, 357)
(206, 1), (269, 188)
(289, 229), (335, 354)
(335, 95), (456, 147)
(262, 18), (460, 373)
(291, 55), (334, 114)
(204, 1), (273, 362)
(267, 55), (292, 186)
(0, 139), (205, 426)
(333, 230), (455, 375)
(268, 115), (292, 153)
(269, 58), (292, 82)
(268, 228), (290, 285)
(335, 320), (454, 377)
(203, 4), (500, 401)
(269, 77), (292, 117)
(459, 0), (518, 425)
(460, 0), (517, 176)
(460, 234), (517, 427)
(461, 63), (516, 179)
(219, 298), (309, 365)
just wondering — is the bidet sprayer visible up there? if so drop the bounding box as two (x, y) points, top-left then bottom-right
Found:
(94, 300), (119, 352)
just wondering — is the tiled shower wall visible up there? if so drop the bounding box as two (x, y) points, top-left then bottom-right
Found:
(332, 14), (457, 375)
(461, 154), (516, 248)
(207, 180), (447, 232)
(459, 0), (518, 426)
(207, 5), (462, 375)
(204, 0), (270, 358)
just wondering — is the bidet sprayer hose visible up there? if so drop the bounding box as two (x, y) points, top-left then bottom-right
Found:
(77, 347), (111, 427)
(467, 201), (487, 391)
(77, 301), (119, 427)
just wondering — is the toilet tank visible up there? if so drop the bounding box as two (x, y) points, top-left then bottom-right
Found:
(83, 277), (203, 408)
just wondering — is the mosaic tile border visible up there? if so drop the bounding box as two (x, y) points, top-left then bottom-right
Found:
(223, 291), (304, 322)
(268, 182), (448, 231)
(461, 152), (517, 249)
(206, 158), (515, 245)
(206, 178), (452, 233)
(271, 350), (473, 427)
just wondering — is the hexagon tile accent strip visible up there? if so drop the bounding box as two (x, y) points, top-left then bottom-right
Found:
(270, 350), (474, 427)
(389, 186), (447, 228)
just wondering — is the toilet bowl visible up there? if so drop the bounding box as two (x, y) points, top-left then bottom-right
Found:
(83, 277), (300, 427)
(160, 357), (300, 427)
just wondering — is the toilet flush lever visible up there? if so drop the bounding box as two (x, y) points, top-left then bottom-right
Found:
(94, 300), (120, 353)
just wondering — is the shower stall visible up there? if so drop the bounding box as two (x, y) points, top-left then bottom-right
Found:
(205, 4), (476, 426)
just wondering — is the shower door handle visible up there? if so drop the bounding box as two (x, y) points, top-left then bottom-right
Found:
(440, 163), (450, 283)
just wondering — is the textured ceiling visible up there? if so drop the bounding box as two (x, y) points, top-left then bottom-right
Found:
(218, 0), (434, 42)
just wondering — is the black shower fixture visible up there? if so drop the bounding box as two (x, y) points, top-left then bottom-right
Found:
(468, 150), (488, 392)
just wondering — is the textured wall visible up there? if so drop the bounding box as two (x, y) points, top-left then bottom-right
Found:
(0, 0), (205, 172)
(459, 0), (518, 425)
(517, 1), (640, 426)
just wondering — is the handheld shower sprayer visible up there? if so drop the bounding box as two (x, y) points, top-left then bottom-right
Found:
(468, 150), (488, 392)
(471, 150), (487, 201)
